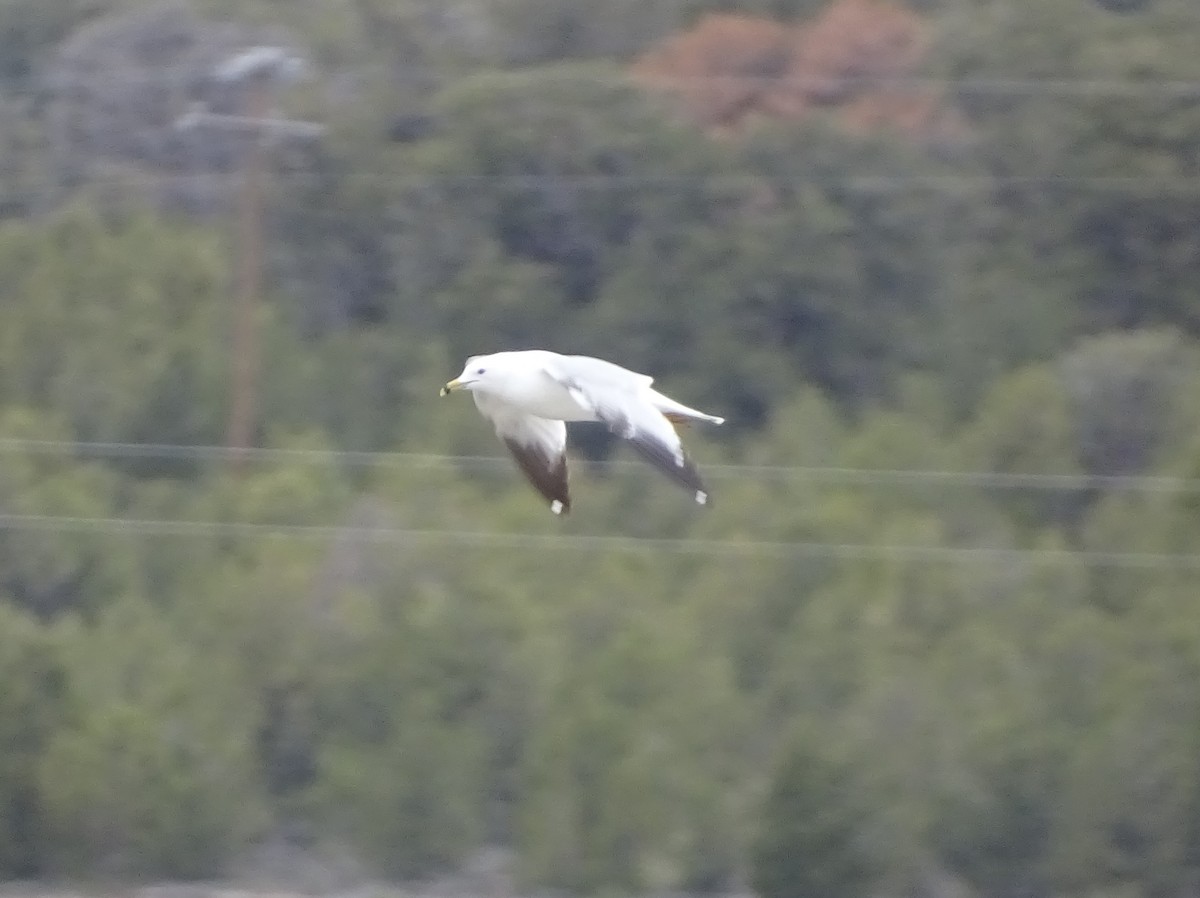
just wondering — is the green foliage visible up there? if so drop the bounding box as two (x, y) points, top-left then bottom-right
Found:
(931, 724), (1057, 898)
(751, 730), (876, 898)
(930, 0), (1200, 336)
(0, 603), (65, 875)
(517, 594), (746, 892)
(1, 0), (1200, 891)
(1058, 328), (1200, 476)
(309, 579), (495, 877)
(38, 597), (267, 877)
(0, 204), (229, 461)
(0, 407), (128, 617)
(316, 722), (483, 878)
(0, 0), (117, 85)
(487, 0), (690, 63)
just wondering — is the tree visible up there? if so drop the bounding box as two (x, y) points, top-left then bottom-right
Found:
(928, 0), (1200, 337)
(0, 603), (65, 876)
(307, 573), (494, 878)
(1058, 328), (1200, 477)
(0, 0), (115, 86)
(517, 591), (747, 893)
(0, 407), (129, 619)
(958, 364), (1086, 532)
(751, 729), (876, 898)
(38, 596), (267, 877)
(0, 204), (229, 466)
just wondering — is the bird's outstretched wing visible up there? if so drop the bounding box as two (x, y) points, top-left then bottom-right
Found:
(476, 396), (570, 514)
(545, 367), (710, 506)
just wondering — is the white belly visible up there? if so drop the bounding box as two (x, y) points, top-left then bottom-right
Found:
(477, 374), (598, 422)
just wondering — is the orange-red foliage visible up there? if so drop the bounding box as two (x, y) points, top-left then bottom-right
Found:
(631, 14), (796, 129)
(630, 0), (960, 140)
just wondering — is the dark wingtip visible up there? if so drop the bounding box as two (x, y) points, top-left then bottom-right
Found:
(623, 435), (711, 505)
(503, 437), (571, 514)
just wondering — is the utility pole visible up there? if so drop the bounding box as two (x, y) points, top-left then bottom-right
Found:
(228, 76), (269, 464)
(174, 47), (323, 471)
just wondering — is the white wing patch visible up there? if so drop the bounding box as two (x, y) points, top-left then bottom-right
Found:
(544, 369), (709, 502)
(560, 355), (655, 389)
(475, 395), (571, 514)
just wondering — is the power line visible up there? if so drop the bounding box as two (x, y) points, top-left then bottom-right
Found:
(27, 169), (1200, 191)
(631, 74), (1200, 99)
(27, 66), (1200, 97)
(3, 438), (1199, 494)
(0, 511), (1195, 568)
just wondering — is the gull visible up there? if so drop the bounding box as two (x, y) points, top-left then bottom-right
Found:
(440, 350), (725, 514)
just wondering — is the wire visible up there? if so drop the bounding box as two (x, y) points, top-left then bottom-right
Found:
(2, 437), (1199, 494)
(24, 65), (1200, 97)
(629, 74), (1200, 99)
(0, 511), (1195, 568)
(28, 169), (1200, 191)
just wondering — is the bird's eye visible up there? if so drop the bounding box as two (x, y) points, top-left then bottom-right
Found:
(476, 367), (486, 375)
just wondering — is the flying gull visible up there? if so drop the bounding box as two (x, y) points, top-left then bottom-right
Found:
(440, 350), (724, 514)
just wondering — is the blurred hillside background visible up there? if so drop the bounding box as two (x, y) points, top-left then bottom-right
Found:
(1, 0), (1200, 895)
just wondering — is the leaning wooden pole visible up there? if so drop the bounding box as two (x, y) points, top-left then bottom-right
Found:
(227, 80), (269, 472)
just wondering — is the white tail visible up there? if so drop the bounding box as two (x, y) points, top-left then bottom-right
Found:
(649, 390), (725, 426)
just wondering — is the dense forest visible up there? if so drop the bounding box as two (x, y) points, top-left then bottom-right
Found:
(1, 0), (1200, 894)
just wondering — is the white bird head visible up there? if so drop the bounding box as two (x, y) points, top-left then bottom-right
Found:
(439, 353), (514, 396)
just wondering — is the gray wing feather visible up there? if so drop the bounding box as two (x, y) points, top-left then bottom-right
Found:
(545, 367), (711, 506)
(558, 355), (654, 388)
